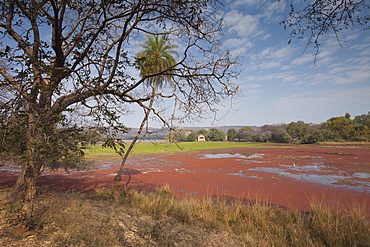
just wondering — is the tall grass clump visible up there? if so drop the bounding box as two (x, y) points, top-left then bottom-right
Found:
(308, 200), (370, 246)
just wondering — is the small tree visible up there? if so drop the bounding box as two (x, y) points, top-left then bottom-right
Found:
(287, 121), (310, 144)
(186, 132), (197, 142)
(237, 126), (256, 142)
(208, 128), (225, 141)
(258, 131), (272, 142)
(227, 128), (237, 141)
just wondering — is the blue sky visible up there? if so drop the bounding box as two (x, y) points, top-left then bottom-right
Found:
(123, 0), (370, 128)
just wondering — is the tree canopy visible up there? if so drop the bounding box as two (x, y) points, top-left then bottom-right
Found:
(208, 128), (225, 141)
(135, 34), (178, 87)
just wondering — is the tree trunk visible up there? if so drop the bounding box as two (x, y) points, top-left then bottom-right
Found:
(16, 111), (44, 227)
(112, 107), (150, 200)
(112, 83), (156, 200)
(4, 166), (26, 202)
(19, 161), (41, 226)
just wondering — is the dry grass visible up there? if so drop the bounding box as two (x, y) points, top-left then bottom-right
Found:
(1, 186), (369, 247)
(316, 142), (370, 146)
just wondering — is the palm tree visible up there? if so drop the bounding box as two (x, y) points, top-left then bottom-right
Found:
(112, 35), (178, 198)
(135, 34), (178, 89)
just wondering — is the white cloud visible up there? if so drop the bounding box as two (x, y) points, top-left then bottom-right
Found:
(277, 87), (370, 112)
(277, 91), (323, 110)
(244, 83), (262, 88)
(261, 33), (272, 40)
(230, 47), (248, 57)
(350, 43), (370, 50)
(259, 46), (295, 61)
(263, 1), (286, 13)
(348, 56), (370, 64)
(244, 72), (293, 83)
(328, 66), (347, 74)
(232, 0), (266, 7)
(359, 49), (370, 56)
(290, 54), (314, 65)
(259, 61), (281, 69)
(331, 67), (370, 85)
(282, 74), (300, 83)
(224, 38), (253, 49)
(261, 1), (286, 22)
(224, 10), (262, 38)
(245, 89), (262, 94)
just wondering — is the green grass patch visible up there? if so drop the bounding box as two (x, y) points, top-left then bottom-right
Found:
(84, 141), (288, 159)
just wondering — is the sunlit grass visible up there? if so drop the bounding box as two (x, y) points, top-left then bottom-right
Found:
(84, 141), (290, 159)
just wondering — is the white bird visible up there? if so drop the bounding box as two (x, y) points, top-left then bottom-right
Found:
(293, 163), (296, 167)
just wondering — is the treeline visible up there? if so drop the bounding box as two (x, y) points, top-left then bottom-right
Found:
(169, 112), (370, 144)
(168, 128), (227, 142)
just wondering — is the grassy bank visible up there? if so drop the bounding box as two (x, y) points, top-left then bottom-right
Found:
(84, 141), (289, 159)
(1, 186), (369, 246)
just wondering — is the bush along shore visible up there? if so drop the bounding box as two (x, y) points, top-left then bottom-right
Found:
(1, 186), (369, 247)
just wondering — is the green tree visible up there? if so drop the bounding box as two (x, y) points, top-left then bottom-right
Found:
(287, 121), (310, 144)
(198, 129), (208, 135)
(186, 132), (197, 142)
(0, 0), (238, 225)
(354, 112), (370, 127)
(321, 129), (342, 142)
(272, 129), (292, 143)
(227, 128), (237, 141)
(208, 128), (225, 141)
(237, 126), (256, 142)
(304, 129), (324, 144)
(258, 131), (272, 142)
(353, 112), (370, 141)
(324, 116), (355, 141)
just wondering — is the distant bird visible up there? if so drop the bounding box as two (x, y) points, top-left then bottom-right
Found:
(293, 163), (296, 167)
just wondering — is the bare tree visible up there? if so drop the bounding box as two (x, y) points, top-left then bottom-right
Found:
(0, 0), (238, 226)
(281, 0), (370, 54)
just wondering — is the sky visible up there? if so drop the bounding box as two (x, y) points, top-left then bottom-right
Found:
(123, 0), (370, 128)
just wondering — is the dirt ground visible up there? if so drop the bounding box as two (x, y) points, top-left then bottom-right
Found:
(1, 143), (369, 216)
